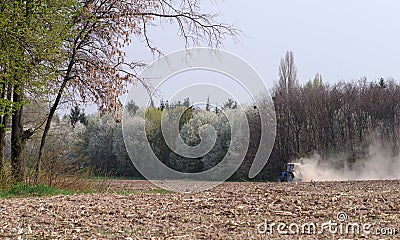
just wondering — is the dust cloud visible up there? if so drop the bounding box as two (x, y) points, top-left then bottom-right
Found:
(298, 143), (400, 181)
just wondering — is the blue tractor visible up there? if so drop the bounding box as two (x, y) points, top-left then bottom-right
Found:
(279, 163), (302, 182)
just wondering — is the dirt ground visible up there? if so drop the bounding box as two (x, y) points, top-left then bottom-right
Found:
(0, 180), (399, 239)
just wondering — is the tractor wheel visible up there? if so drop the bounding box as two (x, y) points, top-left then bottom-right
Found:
(286, 172), (294, 182)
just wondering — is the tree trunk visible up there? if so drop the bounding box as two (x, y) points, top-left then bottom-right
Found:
(0, 118), (5, 174)
(34, 76), (69, 180)
(0, 84), (7, 173)
(0, 79), (12, 175)
(34, 40), (77, 181)
(11, 88), (24, 182)
(10, 85), (34, 182)
(0, 109), (10, 174)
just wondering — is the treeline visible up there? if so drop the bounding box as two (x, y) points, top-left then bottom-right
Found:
(80, 101), (258, 180)
(273, 75), (400, 161)
(81, 52), (400, 180)
(269, 52), (400, 179)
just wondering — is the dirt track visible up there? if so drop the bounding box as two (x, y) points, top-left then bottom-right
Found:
(0, 180), (399, 239)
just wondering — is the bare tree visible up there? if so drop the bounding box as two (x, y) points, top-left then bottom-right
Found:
(275, 51), (299, 160)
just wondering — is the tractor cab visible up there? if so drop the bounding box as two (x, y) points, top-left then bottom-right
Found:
(279, 163), (303, 182)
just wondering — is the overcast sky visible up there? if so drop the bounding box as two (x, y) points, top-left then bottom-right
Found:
(125, 0), (400, 107)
